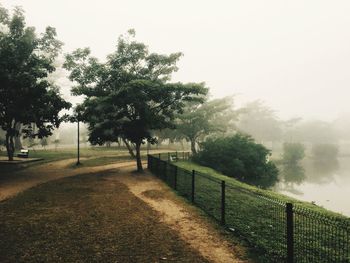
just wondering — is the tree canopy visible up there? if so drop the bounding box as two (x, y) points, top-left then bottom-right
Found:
(64, 30), (208, 171)
(237, 100), (282, 144)
(174, 96), (236, 153)
(0, 6), (71, 160)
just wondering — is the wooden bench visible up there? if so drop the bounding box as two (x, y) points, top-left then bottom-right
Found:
(169, 154), (178, 162)
(17, 149), (29, 158)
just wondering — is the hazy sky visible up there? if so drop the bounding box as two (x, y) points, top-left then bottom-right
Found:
(2, 0), (350, 121)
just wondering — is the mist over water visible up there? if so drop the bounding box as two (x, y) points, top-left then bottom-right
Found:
(274, 150), (350, 216)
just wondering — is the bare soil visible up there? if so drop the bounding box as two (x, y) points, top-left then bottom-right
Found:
(0, 172), (209, 262)
(0, 158), (250, 263)
(109, 167), (250, 263)
(0, 158), (139, 201)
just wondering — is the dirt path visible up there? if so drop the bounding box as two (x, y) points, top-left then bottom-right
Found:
(0, 158), (140, 201)
(110, 167), (249, 263)
(1, 159), (249, 263)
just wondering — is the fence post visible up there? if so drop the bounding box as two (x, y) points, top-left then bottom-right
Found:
(182, 151), (185, 160)
(175, 151), (178, 162)
(147, 155), (150, 169)
(191, 170), (195, 203)
(174, 165), (178, 190)
(164, 161), (167, 180)
(221, 180), (226, 225)
(286, 203), (294, 263)
(158, 153), (161, 160)
(168, 152), (170, 162)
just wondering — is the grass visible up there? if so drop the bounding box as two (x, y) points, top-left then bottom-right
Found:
(0, 172), (209, 263)
(150, 157), (350, 263)
(74, 155), (133, 167)
(0, 146), (154, 173)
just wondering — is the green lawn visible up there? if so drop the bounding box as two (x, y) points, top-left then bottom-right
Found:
(71, 155), (135, 168)
(151, 158), (350, 263)
(0, 146), (154, 173)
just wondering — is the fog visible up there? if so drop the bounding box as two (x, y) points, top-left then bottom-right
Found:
(3, 0), (350, 215)
(2, 0), (350, 121)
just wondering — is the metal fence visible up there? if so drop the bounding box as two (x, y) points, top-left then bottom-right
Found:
(148, 152), (350, 263)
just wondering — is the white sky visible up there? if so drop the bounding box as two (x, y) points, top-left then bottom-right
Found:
(2, 0), (350, 121)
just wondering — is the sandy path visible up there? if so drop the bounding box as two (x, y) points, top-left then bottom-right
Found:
(0, 159), (139, 201)
(111, 167), (249, 263)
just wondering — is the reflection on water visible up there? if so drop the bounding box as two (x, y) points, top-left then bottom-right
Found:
(282, 163), (306, 186)
(307, 158), (339, 184)
(275, 156), (350, 217)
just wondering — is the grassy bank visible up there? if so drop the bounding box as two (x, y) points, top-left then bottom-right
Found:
(153, 159), (350, 262)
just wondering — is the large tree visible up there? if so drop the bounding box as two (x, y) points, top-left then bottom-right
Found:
(0, 6), (71, 160)
(175, 97), (236, 153)
(64, 30), (207, 171)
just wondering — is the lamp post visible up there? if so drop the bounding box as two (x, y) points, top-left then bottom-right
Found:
(76, 117), (81, 165)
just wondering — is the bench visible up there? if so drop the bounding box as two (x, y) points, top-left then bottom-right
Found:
(169, 154), (178, 162)
(17, 149), (29, 158)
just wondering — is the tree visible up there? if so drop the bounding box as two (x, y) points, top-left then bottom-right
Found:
(175, 97), (236, 154)
(237, 100), (282, 145)
(53, 138), (60, 151)
(0, 129), (5, 151)
(281, 143), (306, 185)
(285, 120), (336, 145)
(193, 134), (279, 188)
(282, 143), (305, 165)
(40, 137), (48, 149)
(0, 6), (71, 160)
(64, 30), (207, 171)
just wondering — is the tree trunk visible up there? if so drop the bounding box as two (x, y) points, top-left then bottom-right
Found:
(122, 138), (136, 158)
(5, 133), (15, 161)
(191, 139), (197, 154)
(14, 123), (22, 150)
(135, 142), (143, 172)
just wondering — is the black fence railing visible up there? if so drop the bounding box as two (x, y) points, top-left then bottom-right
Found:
(147, 153), (350, 263)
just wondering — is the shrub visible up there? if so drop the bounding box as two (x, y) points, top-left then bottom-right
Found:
(193, 134), (278, 188)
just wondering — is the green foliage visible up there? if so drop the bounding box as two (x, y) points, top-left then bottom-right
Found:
(312, 144), (339, 160)
(175, 97), (236, 153)
(193, 134), (278, 188)
(64, 30), (207, 171)
(282, 142), (305, 164)
(0, 6), (71, 160)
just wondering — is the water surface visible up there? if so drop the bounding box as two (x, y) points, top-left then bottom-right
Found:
(275, 156), (350, 217)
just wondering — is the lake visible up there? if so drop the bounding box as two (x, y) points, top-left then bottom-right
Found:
(274, 156), (350, 217)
